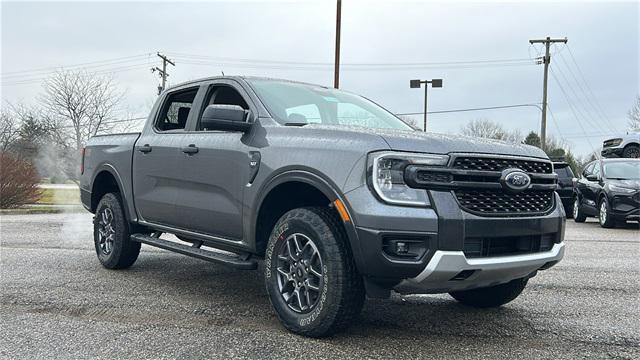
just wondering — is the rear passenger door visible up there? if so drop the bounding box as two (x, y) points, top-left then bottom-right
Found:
(171, 80), (256, 241)
(132, 86), (199, 226)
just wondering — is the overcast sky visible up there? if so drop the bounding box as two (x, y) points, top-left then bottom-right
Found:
(1, 0), (638, 156)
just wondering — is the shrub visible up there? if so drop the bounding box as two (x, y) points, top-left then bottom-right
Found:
(0, 152), (41, 208)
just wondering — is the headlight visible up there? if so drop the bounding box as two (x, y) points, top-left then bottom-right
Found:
(609, 184), (636, 193)
(605, 138), (623, 147)
(369, 151), (449, 206)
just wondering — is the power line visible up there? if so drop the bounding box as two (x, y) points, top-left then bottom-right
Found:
(548, 71), (599, 156)
(564, 45), (616, 128)
(176, 58), (535, 72)
(554, 47), (618, 131)
(566, 46), (611, 117)
(546, 103), (564, 138)
(1, 63), (153, 86)
(551, 66), (610, 135)
(0, 54), (152, 79)
(395, 103), (543, 116)
(53, 117), (147, 129)
(167, 51), (534, 67)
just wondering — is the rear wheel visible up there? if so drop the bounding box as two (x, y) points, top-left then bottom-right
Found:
(573, 197), (587, 223)
(449, 278), (528, 308)
(599, 198), (615, 228)
(94, 193), (140, 269)
(264, 207), (365, 337)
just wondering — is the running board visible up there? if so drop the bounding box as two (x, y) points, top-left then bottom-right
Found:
(130, 233), (257, 270)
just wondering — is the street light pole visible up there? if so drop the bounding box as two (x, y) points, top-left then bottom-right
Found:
(410, 79), (443, 132)
(334, 0), (342, 89)
(423, 85), (428, 132)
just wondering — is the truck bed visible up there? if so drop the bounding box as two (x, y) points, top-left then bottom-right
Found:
(80, 132), (141, 218)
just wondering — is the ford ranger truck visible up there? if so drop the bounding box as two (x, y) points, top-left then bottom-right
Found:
(80, 76), (566, 337)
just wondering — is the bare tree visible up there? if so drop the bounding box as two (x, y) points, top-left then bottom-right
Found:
(398, 115), (420, 131)
(460, 119), (522, 144)
(0, 106), (21, 152)
(628, 95), (640, 131)
(41, 70), (124, 151)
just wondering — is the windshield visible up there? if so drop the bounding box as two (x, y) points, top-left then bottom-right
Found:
(603, 161), (640, 180)
(248, 79), (413, 131)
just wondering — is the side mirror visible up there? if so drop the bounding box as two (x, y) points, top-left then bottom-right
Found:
(585, 174), (598, 181)
(200, 105), (252, 132)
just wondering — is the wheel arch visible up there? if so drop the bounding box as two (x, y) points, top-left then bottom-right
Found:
(251, 168), (364, 271)
(90, 164), (132, 222)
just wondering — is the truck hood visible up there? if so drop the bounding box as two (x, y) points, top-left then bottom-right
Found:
(305, 125), (549, 159)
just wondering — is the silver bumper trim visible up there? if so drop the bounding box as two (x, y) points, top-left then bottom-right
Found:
(394, 242), (565, 294)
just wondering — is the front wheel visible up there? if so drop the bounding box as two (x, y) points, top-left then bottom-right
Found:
(622, 145), (640, 158)
(94, 193), (140, 269)
(264, 207), (365, 337)
(573, 197), (587, 223)
(449, 278), (528, 308)
(599, 198), (615, 228)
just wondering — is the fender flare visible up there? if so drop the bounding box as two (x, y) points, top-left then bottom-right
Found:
(90, 163), (133, 222)
(250, 167), (365, 272)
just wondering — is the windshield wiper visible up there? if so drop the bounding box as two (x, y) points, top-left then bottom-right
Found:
(284, 122), (309, 127)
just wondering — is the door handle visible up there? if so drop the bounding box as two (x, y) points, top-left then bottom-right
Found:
(182, 144), (199, 154)
(139, 144), (152, 153)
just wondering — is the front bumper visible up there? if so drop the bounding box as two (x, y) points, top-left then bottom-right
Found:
(601, 147), (624, 158)
(345, 187), (566, 293)
(394, 243), (564, 294)
(610, 194), (640, 221)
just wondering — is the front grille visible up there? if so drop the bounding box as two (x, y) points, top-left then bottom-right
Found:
(453, 156), (552, 174)
(405, 154), (557, 217)
(455, 189), (554, 215)
(416, 171), (452, 183)
(464, 233), (555, 258)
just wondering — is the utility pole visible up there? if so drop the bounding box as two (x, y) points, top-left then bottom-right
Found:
(410, 79), (443, 132)
(529, 36), (567, 147)
(334, 0), (342, 89)
(152, 52), (175, 95)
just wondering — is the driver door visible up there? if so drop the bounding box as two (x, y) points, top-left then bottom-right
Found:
(170, 80), (256, 241)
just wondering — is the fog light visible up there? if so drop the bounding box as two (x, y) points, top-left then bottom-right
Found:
(382, 236), (429, 260)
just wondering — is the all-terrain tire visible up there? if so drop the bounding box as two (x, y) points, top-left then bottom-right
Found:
(449, 278), (528, 308)
(264, 207), (365, 337)
(94, 192), (140, 269)
(573, 197), (587, 223)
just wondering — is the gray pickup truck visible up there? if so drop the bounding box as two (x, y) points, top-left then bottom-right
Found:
(81, 76), (565, 337)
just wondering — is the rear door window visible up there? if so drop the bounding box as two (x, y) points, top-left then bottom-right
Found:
(155, 88), (198, 131)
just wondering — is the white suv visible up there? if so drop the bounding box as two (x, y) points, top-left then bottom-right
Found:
(601, 133), (640, 158)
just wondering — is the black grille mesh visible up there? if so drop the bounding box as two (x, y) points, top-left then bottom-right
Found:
(455, 189), (554, 215)
(453, 157), (552, 174)
(416, 171), (452, 183)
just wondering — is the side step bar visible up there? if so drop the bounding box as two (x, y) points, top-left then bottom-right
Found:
(130, 233), (257, 270)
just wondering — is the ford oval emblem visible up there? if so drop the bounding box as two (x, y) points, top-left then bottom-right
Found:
(501, 169), (531, 192)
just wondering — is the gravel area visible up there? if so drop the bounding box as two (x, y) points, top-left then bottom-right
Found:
(1, 213), (638, 359)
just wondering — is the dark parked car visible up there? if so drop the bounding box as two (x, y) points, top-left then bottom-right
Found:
(553, 161), (575, 216)
(573, 158), (640, 227)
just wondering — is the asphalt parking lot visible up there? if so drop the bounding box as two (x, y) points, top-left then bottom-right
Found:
(1, 213), (638, 359)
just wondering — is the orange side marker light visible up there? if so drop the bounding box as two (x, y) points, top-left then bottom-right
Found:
(333, 199), (350, 223)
